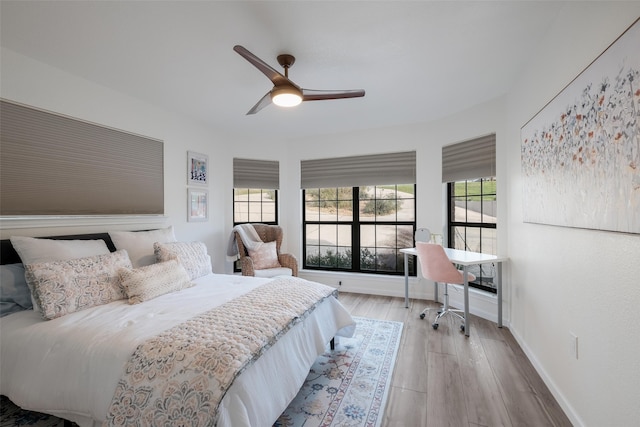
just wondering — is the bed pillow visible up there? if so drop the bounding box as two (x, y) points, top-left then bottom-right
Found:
(10, 236), (112, 312)
(109, 226), (176, 268)
(9, 236), (111, 265)
(0, 263), (33, 317)
(24, 250), (132, 320)
(154, 241), (212, 280)
(119, 259), (194, 304)
(248, 241), (281, 270)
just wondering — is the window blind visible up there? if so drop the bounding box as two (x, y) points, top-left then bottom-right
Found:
(442, 134), (496, 182)
(300, 151), (416, 188)
(233, 158), (279, 189)
(0, 100), (164, 216)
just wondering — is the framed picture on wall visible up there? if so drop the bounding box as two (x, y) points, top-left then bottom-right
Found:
(187, 188), (208, 222)
(187, 151), (208, 186)
(520, 17), (640, 234)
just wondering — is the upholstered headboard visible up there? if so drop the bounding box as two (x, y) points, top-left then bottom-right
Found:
(0, 233), (117, 265)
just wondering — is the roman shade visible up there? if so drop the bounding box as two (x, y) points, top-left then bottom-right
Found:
(0, 100), (164, 216)
(233, 158), (280, 189)
(301, 151), (416, 188)
(442, 134), (496, 183)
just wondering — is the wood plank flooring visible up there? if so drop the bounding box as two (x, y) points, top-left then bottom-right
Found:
(337, 292), (573, 427)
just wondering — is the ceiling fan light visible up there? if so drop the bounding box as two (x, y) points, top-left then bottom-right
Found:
(271, 87), (302, 107)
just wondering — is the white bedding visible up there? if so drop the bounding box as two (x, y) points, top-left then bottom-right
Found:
(0, 273), (355, 427)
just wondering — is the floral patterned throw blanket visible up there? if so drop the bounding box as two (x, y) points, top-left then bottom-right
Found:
(104, 277), (338, 426)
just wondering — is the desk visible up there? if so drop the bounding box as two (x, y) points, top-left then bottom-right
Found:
(400, 247), (507, 336)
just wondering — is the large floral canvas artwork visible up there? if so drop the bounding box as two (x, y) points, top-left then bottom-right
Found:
(521, 18), (640, 234)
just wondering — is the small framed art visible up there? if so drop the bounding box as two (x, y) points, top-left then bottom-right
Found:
(187, 151), (208, 186)
(187, 188), (208, 222)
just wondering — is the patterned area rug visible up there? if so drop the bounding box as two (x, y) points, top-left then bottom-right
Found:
(0, 316), (402, 427)
(274, 316), (403, 427)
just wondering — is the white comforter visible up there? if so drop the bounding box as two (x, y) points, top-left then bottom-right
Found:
(0, 273), (355, 427)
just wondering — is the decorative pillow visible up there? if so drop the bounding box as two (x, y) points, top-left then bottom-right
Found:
(109, 226), (176, 268)
(154, 241), (212, 280)
(0, 263), (33, 317)
(119, 259), (194, 304)
(248, 241), (281, 270)
(24, 250), (132, 320)
(10, 236), (111, 312)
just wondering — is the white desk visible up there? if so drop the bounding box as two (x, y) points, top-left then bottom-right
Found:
(400, 247), (508, 336)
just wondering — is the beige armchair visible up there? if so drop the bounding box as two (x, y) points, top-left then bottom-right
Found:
(235, 224), (298, 277)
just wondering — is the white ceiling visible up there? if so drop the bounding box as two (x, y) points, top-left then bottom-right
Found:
(1, 1), (580, 141)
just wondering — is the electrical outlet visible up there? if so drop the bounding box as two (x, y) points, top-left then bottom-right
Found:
(569, 332), (578, 360)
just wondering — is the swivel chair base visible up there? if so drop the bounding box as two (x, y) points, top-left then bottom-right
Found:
(419, 282), (466, 332)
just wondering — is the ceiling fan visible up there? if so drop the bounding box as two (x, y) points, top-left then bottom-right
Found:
(233, 45), (365, 115)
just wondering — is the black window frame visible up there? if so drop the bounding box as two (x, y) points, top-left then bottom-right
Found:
(232, 188), (279, 227)
(232, 188), (279, 273)
(446, 178), (497, 293)
(303, 185), (417, 276)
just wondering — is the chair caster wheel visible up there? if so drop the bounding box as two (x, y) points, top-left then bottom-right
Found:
(432, 323), (439, 330)
(460, 325), (465, 332)
(419, 313), (426, 319)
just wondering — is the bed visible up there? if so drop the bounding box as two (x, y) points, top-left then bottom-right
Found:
(0, 229), (355, 427)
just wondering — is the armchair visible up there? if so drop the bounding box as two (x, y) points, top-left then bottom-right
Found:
(234, 224), (298, 277)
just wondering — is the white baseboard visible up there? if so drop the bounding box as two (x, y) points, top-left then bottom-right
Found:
(509, 328), (584, 427)
(299, 269), (507, 325)
(300, 270), (583, 425)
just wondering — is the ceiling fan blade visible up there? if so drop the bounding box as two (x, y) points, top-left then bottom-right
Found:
(302, 88), (365, 101)
(233, 45), (289, 86)
(246, 91), (272, 115)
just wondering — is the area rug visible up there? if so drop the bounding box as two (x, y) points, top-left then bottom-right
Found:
(0, 316), (403, 427)
(274, 316), (403, 427)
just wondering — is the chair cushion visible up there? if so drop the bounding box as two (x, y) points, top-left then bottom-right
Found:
(248, 241), (281, 270)
(254, 267), (293, 278)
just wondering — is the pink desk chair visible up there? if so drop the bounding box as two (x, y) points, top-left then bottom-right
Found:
(415, 241), (476, 332)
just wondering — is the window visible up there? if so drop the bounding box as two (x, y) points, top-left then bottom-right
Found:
(303, 185), (416, 274)
(233, 158), (279, 272)
(233, 189), (277, 224)
(447, 178), (497, 292)
(443, 133), (497, 293)
(232, 158), (279, 226)
(301, 151), (416, 275)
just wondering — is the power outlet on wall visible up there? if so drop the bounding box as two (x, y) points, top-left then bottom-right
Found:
(569, 332), (579, 360)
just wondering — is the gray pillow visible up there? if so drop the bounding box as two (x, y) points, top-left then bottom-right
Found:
(0, 263), (33, 317)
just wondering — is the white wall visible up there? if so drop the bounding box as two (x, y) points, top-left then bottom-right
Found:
(1, 45), (509, 315)
(504, 5), (640, 427)
(0, 47), (242, 274)
(277, 97), (507, 322)
(3, 5), (640, 425)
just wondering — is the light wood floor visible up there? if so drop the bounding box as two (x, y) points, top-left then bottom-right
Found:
(338, 292), (573, 427)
